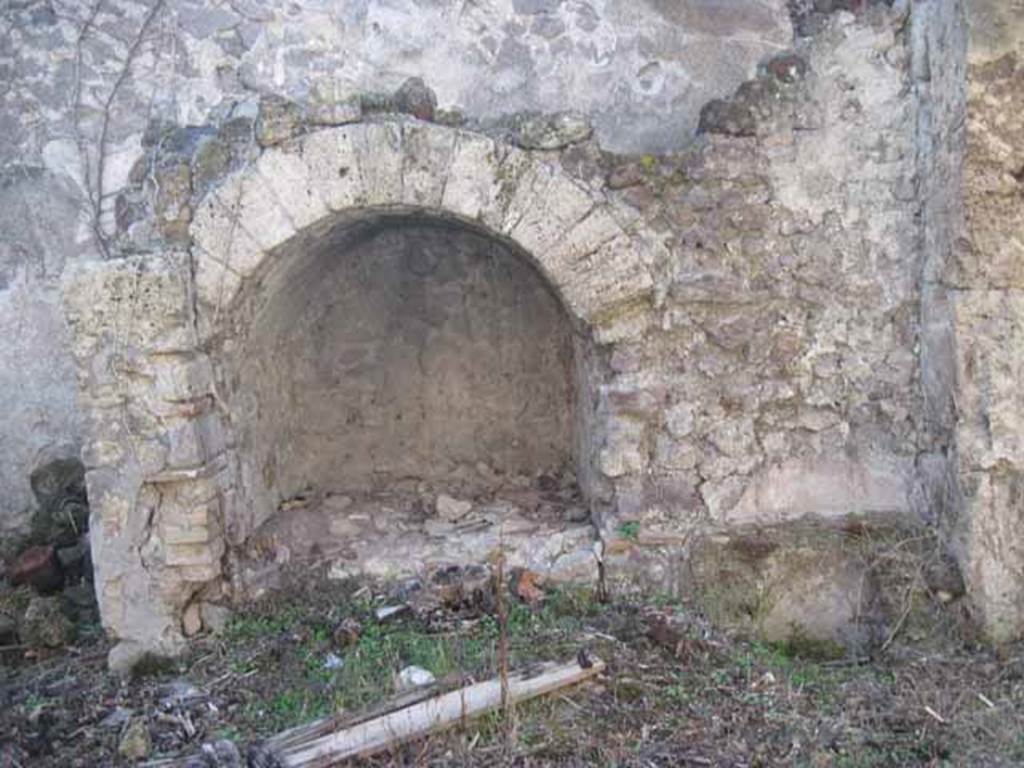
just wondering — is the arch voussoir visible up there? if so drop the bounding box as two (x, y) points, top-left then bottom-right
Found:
(509, 171), (598, 271)
(400, 121), (457, 209)
(191, 190), (267, 282)
(192, 247), (243, 311)
(189, 119), (657, 328)
(300, 125), (368, 212)
(357, 122), (404, 206)
(255, 147), (329, 231)
(441, 131), (505, 221)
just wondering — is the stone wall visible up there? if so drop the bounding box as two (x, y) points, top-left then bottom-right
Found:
(0, 0), (793, 546)
(62, 253), (225, 660)
(602, 5), (928, 538)
(56, 1), (964, 658)
(6, 0), (1024, 656)
(947, 1), (1024, 643)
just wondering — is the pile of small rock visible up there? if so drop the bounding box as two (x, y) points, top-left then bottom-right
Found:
(0, 458), (97, 653)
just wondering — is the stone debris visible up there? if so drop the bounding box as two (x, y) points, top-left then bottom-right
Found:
(512, 569), (546, 605)
(375, 605), (410, 623)
(19, 595), (74, 648)
(396, 665), (436, 691)
(435, 494), (473, 522)
(323, 652), (345, 670)
(391, 77), (437, 121)
(118, 718), (152, 761)
(182, 602), (203, 637)
(158, 679), (207, 710)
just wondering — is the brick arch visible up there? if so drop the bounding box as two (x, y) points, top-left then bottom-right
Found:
(188, 120), (654, 330)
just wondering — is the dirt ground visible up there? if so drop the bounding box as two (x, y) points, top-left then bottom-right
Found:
(1, 572), (1022, 767)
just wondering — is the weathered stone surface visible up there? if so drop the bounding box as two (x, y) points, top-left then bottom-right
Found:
(0, 168), (85, 545)
(200, 602), (231, 635)
(757, 548), (883, 657)
(947, 2), (1024, 643)
(684, 517), (958, 656)
(2, 0), (1014, 658)
(182, 602), (202, 637)
(256, 96), (304, 147)
(509, 112), (593, 150)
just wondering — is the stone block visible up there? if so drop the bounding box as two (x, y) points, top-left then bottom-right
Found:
(160, 497), (220, 546)
(175, 563), (222, 583)
(256, 147), (329, 230)
(401, 122), (456, 208)
(191, 187), (270, 278)
(720, 456), (914, 525)
(301, 126), (366, 211)
(958, 470), (1024, 643)
(63, 256), (194, 355)
(164, 541), (220, 568)
(599, 418), (647, 478)
(357, 122), (404, 206)
(441, 132), (503, 221)
(475, 146), (534, 234)
(509, 170), (596, 266)
(147, 356), (214, 404)
(192, 248), (242, 310)
(223, 172), (297, 254)
(561, 233), (654, 317)
(498, 156), (556, 236)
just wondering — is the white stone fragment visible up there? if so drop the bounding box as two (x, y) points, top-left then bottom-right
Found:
(436, 494), (473, 522)
(396, 665), (436, 691)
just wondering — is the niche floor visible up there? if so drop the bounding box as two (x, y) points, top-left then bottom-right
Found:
(236, 468), (598, 597)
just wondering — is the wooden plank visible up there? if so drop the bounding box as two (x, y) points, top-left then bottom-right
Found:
(259, 677), (456, 756)
(280, 657), (604, 767)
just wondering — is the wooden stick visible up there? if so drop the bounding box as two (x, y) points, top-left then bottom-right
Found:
(278, 657), (605, 767)
(258, 679), (453, 756)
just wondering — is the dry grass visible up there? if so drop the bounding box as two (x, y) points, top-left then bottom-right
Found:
(1, 573), (1022, 767)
